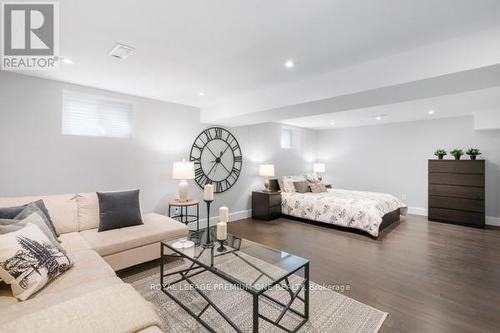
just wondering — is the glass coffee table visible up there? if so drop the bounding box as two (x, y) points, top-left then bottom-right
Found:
(160, 229), (310, 333)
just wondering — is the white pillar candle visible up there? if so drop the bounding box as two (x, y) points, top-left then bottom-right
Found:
(219, 206), (229, 223)
(203, 184), (214, 201)
(217, 222), (227, 240)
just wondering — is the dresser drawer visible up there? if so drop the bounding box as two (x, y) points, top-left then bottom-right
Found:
(429, 173), (484, 187)
(429, 184), (484, 200)
(428, 208), (484, 227)
(269, 194), (282, 207)
(429, 161), (484, 174)
(429, 195), (484, 213)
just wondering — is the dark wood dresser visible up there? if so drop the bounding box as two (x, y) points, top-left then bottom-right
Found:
(252, 191), (281, 221)
(428, 160), (485, 228)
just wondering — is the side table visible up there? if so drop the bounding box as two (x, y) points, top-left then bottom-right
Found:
(168, 199), (200, 233)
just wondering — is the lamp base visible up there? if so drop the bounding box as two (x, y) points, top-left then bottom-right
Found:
(263, 178), (271, 192)
(178, 180), (189, 202)
(216, 240), (227, 252)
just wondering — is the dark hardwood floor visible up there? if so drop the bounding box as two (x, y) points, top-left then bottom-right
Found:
(227, 215), (500, 333)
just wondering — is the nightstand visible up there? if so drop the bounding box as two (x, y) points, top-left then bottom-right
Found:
(252, 191), (281, 221)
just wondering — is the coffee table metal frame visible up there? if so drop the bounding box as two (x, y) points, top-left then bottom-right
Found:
(160, 239), (309, 333)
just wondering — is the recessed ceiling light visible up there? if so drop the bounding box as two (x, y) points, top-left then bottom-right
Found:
(61, 58), (73, 64)
(330, 121), (335, 126)
(284, 60), (294, 68)
(428, 110), (435, 115)
(375, 115), (382, 121)
(199, 91), (205, 97)
(108, 43), (135, 59)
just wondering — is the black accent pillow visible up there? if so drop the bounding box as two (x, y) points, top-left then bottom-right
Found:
(0, 199), (58, 236)
(97, 190), (143, 232)
(293, 181), (311, 193)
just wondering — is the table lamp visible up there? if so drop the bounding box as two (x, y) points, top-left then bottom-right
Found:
(172, 160), (195, 202)
(258, 164), (275, 192)
(313, 163), (325, 181)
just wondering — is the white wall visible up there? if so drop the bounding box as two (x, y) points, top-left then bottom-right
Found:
(206, 122), (317, 223)
(316, 116), (500, 220)
(0, 72), (316, 223)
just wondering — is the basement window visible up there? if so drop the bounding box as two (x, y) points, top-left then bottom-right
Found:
(62, 90), (132, 138)
(281, 128), (292, 149)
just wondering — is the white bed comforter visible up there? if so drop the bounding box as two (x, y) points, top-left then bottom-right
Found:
(281, 189), (404, 237)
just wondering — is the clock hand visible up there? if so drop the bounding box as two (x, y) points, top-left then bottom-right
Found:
(221, 144), (232, 157)
(205, 145), (218, 159)
(220, 163), (231, 174)
(206, 163), (217, 176)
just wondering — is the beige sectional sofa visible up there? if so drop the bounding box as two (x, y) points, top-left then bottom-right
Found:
(0, 192), (189, 333)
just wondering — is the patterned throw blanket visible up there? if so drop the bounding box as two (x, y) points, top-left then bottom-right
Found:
(1, 284), (161, 333)
(282, 189), (405, 237)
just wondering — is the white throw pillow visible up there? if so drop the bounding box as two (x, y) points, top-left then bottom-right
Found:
(281, 176), (306, 193)
(0, 223), (72, 301)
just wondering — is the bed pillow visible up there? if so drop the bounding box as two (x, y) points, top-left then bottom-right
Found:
(0, 212), (67, 254)
(97, 189), (143, 232)
(281, 176), (306, 193)
(293, 181), (311, 193)
(310, 183), (328, 193)
(281, 177), (295, 192)
(305, 174), (320, 183)
(0, 223), (72, 301)
(0, 200), (58, 237)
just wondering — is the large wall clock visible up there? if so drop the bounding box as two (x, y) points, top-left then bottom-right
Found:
(189, 127), (242, 193)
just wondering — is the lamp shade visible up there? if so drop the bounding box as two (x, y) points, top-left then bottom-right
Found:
(258, 164), (275, 177)
(313, 163), (325, 173)
(172, 161), (195, 180)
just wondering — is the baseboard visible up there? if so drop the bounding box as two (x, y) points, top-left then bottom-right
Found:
(486, 216), (500, 227)
(407, 206), (500, 227)
(197, 209), (251, 229)
(407, 207), (427, 216)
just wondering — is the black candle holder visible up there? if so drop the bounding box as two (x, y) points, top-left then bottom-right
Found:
(216, 239), (227, 252)
(203, 199), (214, 248)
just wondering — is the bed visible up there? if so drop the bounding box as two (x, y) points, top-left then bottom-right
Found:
(271, 179), (406, 237)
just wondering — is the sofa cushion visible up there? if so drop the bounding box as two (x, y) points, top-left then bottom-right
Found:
(76, 193), (100, 231)
(97, 190), (143, 232)
(36, 249), (116, 297)
(0, 248), (122, 323)
(80, 213), (188, 257)
(59, 232), (91, 252)
(0, 194), (79, 234)
(1, 284), (161, 333)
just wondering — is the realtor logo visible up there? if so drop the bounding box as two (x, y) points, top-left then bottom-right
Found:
(1, 2), (59, 70)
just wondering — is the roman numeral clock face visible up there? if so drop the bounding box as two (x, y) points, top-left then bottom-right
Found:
(189, 127), (242, 193)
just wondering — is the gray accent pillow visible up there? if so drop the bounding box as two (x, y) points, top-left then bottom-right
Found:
(0, 212), (67, 254)
(310, 183), (328, 193)
(0, 200), (58, 237)
(97, 190), (143, 232)
(293, 181), (311, 193)
(14, 203), (60, 242)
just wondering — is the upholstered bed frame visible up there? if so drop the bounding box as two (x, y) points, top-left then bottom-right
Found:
(269, 179), (400, 238)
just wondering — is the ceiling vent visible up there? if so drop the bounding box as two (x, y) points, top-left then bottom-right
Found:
(108, 43), (135, 59)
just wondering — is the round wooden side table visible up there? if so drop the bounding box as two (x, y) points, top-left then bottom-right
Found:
(168, 199), (200, 232)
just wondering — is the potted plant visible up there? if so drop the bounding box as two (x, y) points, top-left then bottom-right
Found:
(434, 149), (447, 160)
(450, 149), (464, 160)
(466, 148), (481, 160)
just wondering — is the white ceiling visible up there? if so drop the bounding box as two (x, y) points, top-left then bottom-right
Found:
(17, 0), (500, 111)
(279, 87), (500, 129)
